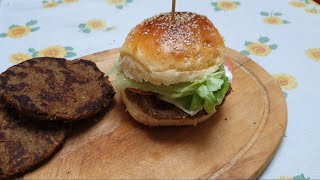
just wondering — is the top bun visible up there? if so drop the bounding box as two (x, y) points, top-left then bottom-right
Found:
(120, 12), (225, 85)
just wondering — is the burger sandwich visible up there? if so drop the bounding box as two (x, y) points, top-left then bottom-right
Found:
(112, 12), (232, 126)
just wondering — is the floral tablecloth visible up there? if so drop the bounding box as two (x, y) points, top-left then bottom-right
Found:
(0, 0), (319, 179)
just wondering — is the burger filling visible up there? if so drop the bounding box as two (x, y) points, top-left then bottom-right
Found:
(111, 64), (230, 116)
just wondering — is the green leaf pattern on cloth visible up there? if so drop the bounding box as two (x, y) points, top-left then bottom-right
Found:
(0, 20), (40, 39)
(241, 36), (278, 57)
(211, 0), (241, 12)
(260, 11), (291, 25)
(107, 0), (133, 9)
(276, 174), (311, 180)
(42, 0), (79, 9)
(78, 19), (115, 33)
(289, 0), (320, 14)
(9, 46), (77, 64)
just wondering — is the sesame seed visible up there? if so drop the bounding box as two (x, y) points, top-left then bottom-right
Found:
(133, 12), (216, 56)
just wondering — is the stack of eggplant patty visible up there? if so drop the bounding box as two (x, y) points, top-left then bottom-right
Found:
(0, 57), (115, 178)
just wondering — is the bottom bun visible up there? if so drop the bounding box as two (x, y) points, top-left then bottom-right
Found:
(121, 91), (215, 126)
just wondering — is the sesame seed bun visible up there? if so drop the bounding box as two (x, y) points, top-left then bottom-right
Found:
(120, 12), (225, 85)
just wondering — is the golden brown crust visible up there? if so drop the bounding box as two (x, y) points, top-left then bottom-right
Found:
(120, 12), (225, 85)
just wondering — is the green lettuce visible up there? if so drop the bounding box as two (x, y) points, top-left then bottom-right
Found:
(112, 66), (230, 115)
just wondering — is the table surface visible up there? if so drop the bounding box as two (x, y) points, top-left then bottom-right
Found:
(0, 0), (319, 179)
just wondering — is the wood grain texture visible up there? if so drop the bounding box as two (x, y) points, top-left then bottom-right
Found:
(24, 48), (287, 179)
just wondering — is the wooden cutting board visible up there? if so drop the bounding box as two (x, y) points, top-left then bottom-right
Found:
(25, 48), (287, 179)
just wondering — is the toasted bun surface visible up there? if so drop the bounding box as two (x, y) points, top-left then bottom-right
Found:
(120, 12), (225, 85)
(121, 91), (213, 126)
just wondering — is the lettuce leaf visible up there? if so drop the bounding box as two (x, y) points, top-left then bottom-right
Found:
(113, 66), (230, 115)
(158, 76), (229, 115)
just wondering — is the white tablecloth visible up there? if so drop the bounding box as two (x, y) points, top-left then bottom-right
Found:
(1, 0), (319, 179)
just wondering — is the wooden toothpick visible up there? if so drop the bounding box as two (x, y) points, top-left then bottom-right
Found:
(171, 0), (176, 21)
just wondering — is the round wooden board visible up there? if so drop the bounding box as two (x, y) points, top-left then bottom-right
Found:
(25, 48), (287, 179)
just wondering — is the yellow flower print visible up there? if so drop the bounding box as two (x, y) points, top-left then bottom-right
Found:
(43, 1), (59, 8)
(7, 26), (31, 38)
(277, 176), (293, 180)
(273, 74), (298, 91)
(63, 0), (79, 3)
(289, 1), (308, 8)
(107, 0), (126, 6)
(263, 16), (282, 25)
(260, 11), (290, 25)
(9, 53), (32, 64)
(107, 0), (132, 9)
(217, 1), (238, 11)
(38, 46), (67, 58)
(79, 20), (115, 33)
(0, 20), (39, 39)
(241, 37), (277, 57)
(306, 48), (320, 62)
(86, 19), (106, 30)
(12, 46), (76, 61)
(309, 0), (320, 7)
(289, 1), (320, 14)
(211, 1), (240, 12)
(246, 43), (272, 56)
(276, 173), (310, 180)
(305, 8), (320, 14)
